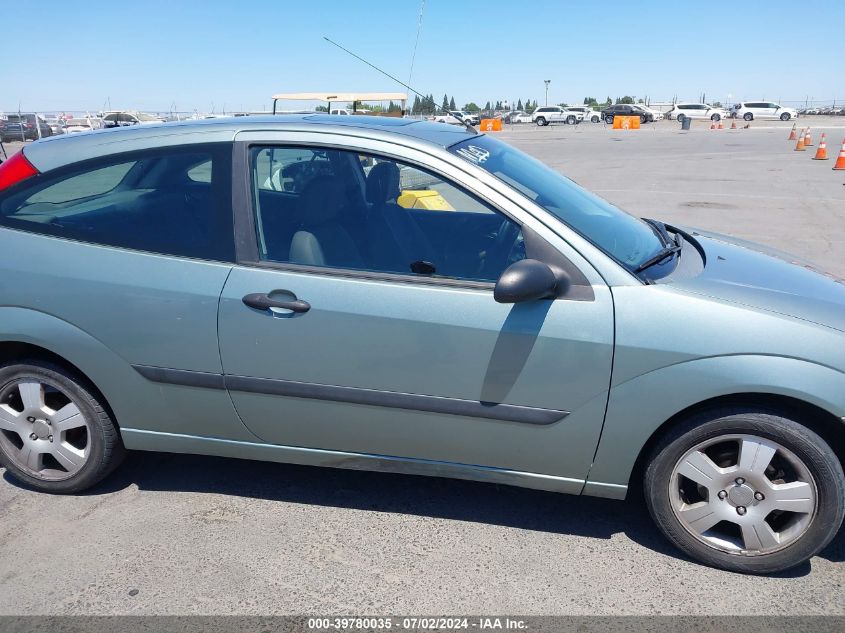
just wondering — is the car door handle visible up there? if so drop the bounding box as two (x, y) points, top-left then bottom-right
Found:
(242, 293), (311, 314)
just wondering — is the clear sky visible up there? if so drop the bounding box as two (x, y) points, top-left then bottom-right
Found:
(3, 0), (843, 113)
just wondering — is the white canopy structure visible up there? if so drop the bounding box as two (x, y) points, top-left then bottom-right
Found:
(271, 92), (408, 115)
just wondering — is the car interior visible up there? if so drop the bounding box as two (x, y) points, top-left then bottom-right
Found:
(252, 148), (525, 282)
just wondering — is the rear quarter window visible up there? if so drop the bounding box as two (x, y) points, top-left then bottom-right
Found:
(0, 144), (235, 261)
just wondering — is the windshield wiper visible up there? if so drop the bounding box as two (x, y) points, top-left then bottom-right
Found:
(635, 230), (684, 273)
(643, 217), (671, 246)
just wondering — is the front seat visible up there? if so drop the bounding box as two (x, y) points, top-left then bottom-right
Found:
(365, 161), (436, 274)
(289, 175), (365, 269)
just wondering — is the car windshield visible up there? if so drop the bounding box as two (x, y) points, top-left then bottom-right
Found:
(449, 135), (668, 275)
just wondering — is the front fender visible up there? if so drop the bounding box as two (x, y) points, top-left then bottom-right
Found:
(585, 355), (845, 498)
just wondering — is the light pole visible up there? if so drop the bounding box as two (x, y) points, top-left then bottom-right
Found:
(544, 80), (551, 106)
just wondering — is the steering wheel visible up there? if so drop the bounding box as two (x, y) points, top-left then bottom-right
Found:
(479, 219), (522, 278)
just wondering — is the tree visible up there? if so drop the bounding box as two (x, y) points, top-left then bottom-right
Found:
(605, 96), (612, 106)
(315, 105), (328, 112)
(464, 102), (480, 113)
(516, 98), (523, 110)
(449, 96), (456, 110)
(617, 95), (635, 104)
(584, 97), (598, 106)
(441, 94), (450, 112)
(412, 95), (421, 114)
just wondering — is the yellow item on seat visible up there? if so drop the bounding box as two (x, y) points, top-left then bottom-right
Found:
(396, 190), (455, 211)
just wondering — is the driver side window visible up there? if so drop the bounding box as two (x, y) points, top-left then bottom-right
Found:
(250, 146), (525, 283)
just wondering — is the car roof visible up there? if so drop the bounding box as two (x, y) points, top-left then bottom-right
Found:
(22, 115), (482, 173)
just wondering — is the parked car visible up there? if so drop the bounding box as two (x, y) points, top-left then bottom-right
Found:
(42, 117), (66, 136)
(0, 114), (53, 142)
(531, 106), (582, 126)
(101, 111), (166, 128)
(453, 110), (480, 126)
(431, 112), (464, 125)
(61, 118), (96, 134)
(564, 106), (602, 123)
(633, 104), (664, 120)
(666, 103), (727, 122)
(503, 110), (525, 124)
(731, 102), (799, 122)
(600, 104), (654, 124)
(0, 116), (844, 575)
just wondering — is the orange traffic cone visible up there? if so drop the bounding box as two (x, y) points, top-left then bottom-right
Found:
(710, 120), (716, 130)
(833, 139), (845, 170)
(730, 119), (737, 129)
(788, 123), (797, 140)
(795, 130), (806, 151)
(717, 119), (724, 129)
(813, 134), (829, 160)
(804, 128), (813, 147)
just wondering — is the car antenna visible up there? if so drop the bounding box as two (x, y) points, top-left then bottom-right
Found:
(322, 36), (478, 134)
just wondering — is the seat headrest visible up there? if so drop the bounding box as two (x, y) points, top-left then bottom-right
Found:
(365, 161), (400, 205)
(297, 175), (344, 225)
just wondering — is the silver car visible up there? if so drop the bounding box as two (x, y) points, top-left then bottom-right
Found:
(0, 116), (843, 574)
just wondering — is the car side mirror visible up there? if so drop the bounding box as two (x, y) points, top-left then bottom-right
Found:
(494, 259), (570, 304)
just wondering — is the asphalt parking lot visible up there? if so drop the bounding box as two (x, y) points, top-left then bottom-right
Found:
(1, 117), (844, 616)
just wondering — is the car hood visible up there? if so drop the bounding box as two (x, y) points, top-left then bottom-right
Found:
(670, 229), (845, 333)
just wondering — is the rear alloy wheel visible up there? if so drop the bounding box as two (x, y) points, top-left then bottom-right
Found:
(744, 112), (753, 121)
(645, 408), (844, 574)
(591, 115), (600, 123)
(535, 117), (547, 127)
(0, 360), (124, 493)
(605, 115), (614, 124)
(640, 115), (647, 124)
(780, 112), (791, 121)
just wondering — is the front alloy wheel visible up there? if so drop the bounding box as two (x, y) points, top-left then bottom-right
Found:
(645, 408), (844, 573)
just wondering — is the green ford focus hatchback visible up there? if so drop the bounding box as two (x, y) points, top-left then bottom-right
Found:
(0, 116), (842, 574)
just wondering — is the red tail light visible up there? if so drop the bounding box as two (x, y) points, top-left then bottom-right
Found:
(0, 151), (39, 191)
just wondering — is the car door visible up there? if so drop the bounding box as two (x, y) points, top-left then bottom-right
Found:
(747, 102), (766, 118)
(217, 136), (615, 489)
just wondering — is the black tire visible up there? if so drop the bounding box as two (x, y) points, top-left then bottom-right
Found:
(535, 117), (547, 126)
(711, 114), (721, 122)
(640, 115), (647, 124)
(605, 115), (614, 124)
(743, 112), (753, 121)
(591, 115), (600, 123)
(0, 360), (124, 493)
(676, 114), (685, 123)
(645, 407), (844, 574)
(780, 112), (791, 121)
(566, 115), (576, 125)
